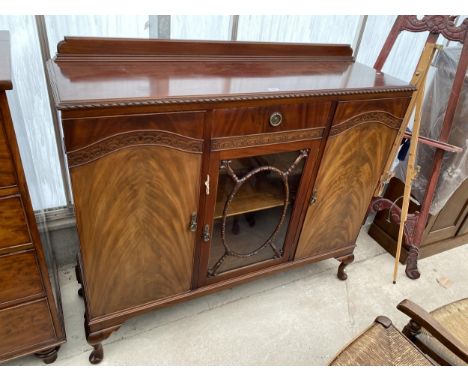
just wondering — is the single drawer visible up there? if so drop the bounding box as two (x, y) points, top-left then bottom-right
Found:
(0, 196), (32, 252)
(0, 299), (55, 357)
(331, 97), (411, 134)
(0, 123), (16, 188)
(0, 251), (43, 306)
(212, 102), (332, 138)
(62, 111), (205, 152)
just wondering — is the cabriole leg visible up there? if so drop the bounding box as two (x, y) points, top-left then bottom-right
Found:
(86, 325), (120, 365)
(89, 343), (104, 365)
(336, 254), (355, 281)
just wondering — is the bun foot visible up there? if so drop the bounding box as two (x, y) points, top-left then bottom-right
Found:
(35, 346), (60, 364)
(336, 254), (354, 281)
(89, 343), (104, 364)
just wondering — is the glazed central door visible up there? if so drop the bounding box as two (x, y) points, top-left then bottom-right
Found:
(198, 144), (318, 285)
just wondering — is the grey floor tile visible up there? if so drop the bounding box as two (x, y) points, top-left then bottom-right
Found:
(4, 232), (467, 366)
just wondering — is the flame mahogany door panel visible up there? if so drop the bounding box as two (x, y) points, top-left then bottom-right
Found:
(66, 112), (204, 319)
(295, 97), (411, 259)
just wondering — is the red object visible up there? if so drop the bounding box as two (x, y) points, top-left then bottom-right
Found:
(370, 15), (468, 279)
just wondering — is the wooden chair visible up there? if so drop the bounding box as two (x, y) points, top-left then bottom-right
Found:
(398, 298), (468, 365)
(329, 298), (467, 365)
(329, 316), (434, 366)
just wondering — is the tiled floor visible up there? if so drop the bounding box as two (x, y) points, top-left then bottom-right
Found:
(6, 228), (468, 365)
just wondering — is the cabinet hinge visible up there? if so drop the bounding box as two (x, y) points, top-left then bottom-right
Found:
(309, 189), (318, 205)
(189, 212), (198, 232)
(203, 224), (210, 242)
(204, 174), (210, 195)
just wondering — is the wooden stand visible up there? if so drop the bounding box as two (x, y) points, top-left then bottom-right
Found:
(369, 15), (468, 279)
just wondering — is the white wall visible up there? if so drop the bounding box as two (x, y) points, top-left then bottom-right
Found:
(171, 16), (231, 40)
(0, 15), (65, 210)
(237, 16), (360, 45)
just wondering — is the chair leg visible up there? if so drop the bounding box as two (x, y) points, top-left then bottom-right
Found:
(402, 319), (422, 340)
(405, 245), (421, 280)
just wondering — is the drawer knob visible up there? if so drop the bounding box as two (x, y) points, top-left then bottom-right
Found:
(269, 112), (283, 127)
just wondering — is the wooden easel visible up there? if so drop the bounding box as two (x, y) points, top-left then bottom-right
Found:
(374, 42), (437, 197)
(368, 15), (467, 281)
(391, 43), (437, 283)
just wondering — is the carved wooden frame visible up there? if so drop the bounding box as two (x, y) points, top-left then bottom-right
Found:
(67, 130), (203, 168)
(400, 16), (468, 43)
(330, 111), (402, 136)
(208, 150), (309, 276)
(53, 87), (416, 111)
(211, 128), (324, 151)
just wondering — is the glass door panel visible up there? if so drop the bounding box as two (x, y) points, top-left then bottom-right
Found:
(207, 149), (308, 277)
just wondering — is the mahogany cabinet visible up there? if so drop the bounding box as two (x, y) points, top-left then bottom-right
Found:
(48, 37), (414, 363)
(0, 31), (65, 364)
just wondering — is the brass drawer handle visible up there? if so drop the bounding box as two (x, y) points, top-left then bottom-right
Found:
(269, 112), (283, 127)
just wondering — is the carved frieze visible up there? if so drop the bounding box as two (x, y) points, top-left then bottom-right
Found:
(67, 130), (203, 167)
(211, 127), (324, 151)
(330, 111), (403, 136)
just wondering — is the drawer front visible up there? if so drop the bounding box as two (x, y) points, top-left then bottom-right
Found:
(0, 251), (43, 306)
(0, 123), (16, 188)
(0, 299), (55, 357)
(62, 111), (205, 153)
(212, 102), (332, 138)
(330, 97), (410, 130)
(0, 196), (32, 252)
(63, 112), (205, 168)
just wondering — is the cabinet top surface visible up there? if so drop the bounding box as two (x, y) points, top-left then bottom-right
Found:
(49, 37), (414, 110)
(0, 31), (12, 91)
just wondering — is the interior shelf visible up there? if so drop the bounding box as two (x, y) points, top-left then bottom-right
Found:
(214, 174), (286, 219)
